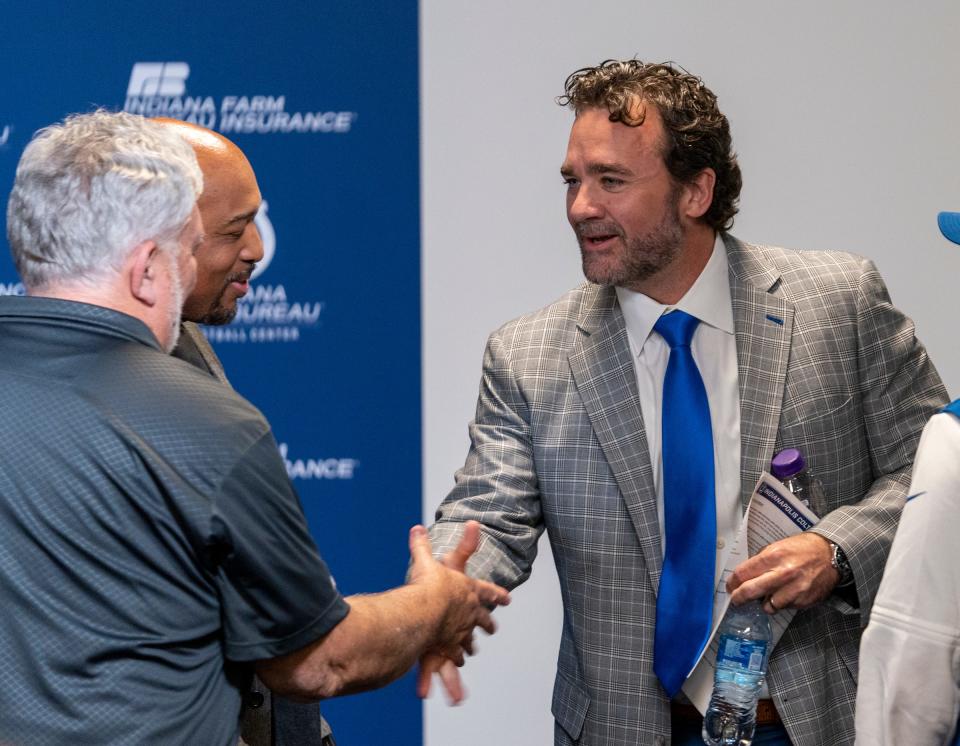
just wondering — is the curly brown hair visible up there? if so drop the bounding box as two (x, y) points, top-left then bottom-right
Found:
(557, 59), (741, 232)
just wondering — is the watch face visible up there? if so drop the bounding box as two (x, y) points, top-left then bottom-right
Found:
(832, 544), (853, 585)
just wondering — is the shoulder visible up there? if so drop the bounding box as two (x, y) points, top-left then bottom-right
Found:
(489, 282), (613, 349)
(918, 408), (960, 456)
(727, 235), (891, 317)
(97, 344), (271, 452)
(909, 410), (960, 492)
(729, 234), (875, 290)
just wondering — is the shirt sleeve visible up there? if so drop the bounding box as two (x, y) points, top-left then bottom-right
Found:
(855, 412), (960, 745)
(206, 430), (349, 662)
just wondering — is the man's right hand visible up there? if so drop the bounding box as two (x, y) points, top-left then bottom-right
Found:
(256, 522), (509, 703)
(412, 522), (507, 703)
(407, 523), (509, 669)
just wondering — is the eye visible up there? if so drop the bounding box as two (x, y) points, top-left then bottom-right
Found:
(601, 176), (624, 187)
(562, 177), (579, 188)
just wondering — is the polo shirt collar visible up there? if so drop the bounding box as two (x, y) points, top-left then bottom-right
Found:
(0, 295), (163, 350)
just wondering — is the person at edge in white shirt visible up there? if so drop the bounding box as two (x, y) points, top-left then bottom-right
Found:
(854, 211), (960, 746)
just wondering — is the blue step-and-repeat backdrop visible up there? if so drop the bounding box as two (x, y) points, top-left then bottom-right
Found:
(0, 2), (422, 743)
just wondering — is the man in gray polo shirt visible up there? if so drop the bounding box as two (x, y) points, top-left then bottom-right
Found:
(0, 111), (507, 745)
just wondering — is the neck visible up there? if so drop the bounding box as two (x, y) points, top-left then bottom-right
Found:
(29, 277), (128, 312)
(29, 280), (173, 351)
(629, 225), (716, 305)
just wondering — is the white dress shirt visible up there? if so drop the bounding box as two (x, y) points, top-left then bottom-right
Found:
(615, 233), (743, 631)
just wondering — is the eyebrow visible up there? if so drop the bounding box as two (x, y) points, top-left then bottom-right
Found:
(224, 207), (259, 227)
(560, 162), (633, 178)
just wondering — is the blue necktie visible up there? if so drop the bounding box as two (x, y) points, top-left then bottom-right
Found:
(652, 310), (717, 698)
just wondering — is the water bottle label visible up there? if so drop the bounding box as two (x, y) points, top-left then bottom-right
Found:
(716, 634), (768, 673)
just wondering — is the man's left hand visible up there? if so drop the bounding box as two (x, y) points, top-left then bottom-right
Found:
(726, 532), (839, 614)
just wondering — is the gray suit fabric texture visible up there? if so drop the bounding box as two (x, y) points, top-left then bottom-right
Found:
(0, 298), (347, 745)
(174, 323), (336, 746)
(429, 234), (948, 746)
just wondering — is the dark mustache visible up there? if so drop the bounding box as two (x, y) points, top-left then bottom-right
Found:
(226, 265), (256, 284)
(575, 222), (623, 239)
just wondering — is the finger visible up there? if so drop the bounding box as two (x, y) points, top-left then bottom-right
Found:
(474, 579), (511, 607)
(473, 607), (497, 636)
(408, 525), (434, 566)
(416, 655), (438, 698)
(440, 645), (465, 667)
(763, 596), (780, 615)
(460, 633), (475, 657)
(726, 556), (769, 592)
(443, 521), (481, 572)
(438, 659), (465, 705)
(728, 572), (781, 606)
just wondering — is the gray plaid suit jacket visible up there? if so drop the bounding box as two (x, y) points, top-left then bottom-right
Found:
(429, 234), (947, 746)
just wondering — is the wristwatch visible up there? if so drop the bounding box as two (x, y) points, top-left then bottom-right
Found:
(829, 542), (854, 587)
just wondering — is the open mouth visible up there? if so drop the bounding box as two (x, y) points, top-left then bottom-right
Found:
(577, 222), (621, 249)
(227, 273), (252, 297)
(578, 226), (620, 250)
(583, 234), (617, 248)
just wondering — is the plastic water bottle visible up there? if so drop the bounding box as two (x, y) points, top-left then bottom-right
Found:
(701, 600), (772, 746)
(770, 448), (825, 510)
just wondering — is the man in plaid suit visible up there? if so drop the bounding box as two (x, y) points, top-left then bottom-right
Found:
(426, 60), (947, 745)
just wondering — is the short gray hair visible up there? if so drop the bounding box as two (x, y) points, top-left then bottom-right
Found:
(6, 110), (203, 290)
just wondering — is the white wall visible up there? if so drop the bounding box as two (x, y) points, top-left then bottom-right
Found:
(421, 3), (960, 743)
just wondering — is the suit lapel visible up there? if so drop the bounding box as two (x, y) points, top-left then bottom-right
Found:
(568, 285), (664, 588)
(566, 235), (796, 585)
(178, 321), (232, 387)
(725, 235), (794, 511)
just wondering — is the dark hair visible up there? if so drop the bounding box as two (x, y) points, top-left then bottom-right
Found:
(558, 59), (741, 231)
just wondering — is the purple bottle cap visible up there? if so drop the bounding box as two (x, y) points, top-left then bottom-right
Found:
(771, 448), (805, 480)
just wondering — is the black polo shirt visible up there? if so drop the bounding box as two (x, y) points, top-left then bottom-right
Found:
(0, 296), (348, 745)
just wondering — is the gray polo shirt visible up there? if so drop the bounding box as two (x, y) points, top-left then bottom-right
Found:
(0, 296), (348, 745)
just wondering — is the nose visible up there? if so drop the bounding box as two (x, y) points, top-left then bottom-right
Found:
(243, 222), (265, 263)
(567, 183), (604, 224)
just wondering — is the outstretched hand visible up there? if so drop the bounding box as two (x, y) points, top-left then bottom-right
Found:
(413, 522), (507, 704)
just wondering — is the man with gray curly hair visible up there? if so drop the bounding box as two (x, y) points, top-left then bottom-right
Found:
(0, 111), (509, 745)
(425, 59), (947, 745)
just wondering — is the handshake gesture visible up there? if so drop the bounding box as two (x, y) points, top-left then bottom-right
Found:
(408, 521), (506, 704)
(257, 521), (508, 703)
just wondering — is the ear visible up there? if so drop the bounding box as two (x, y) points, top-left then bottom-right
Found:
(680, 168), (716, 221)
(128, 240), (162, 306)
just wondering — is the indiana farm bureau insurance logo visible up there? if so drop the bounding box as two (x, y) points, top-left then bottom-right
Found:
(278, 443), (358, 481)
(124, 62), (357, 135)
